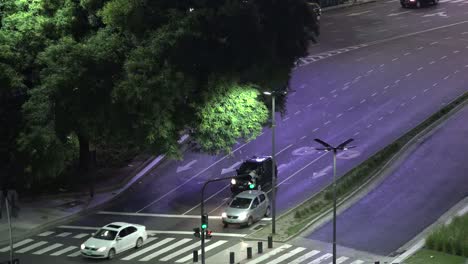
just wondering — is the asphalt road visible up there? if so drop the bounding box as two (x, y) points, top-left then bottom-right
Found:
(306, 104), (468, 255)
(3, 0), (468, 263)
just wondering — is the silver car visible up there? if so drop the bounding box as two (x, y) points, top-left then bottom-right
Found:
(221, 190), (270, 227)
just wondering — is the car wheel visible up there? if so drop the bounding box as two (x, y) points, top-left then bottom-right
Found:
(247, 217), (254, 227)
(265, 206), (271, 217)
(135, 237), (143, 249)
(107, 248), (116, 259)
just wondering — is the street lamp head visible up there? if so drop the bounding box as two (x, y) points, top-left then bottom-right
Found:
(263, 91), (272, 95)
(314, 138), (332, 148)
(337, 138), (354, 150)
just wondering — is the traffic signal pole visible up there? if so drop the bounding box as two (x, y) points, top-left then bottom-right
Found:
(199, 174), (251, 264)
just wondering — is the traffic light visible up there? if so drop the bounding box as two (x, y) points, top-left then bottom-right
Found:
(248, 182), (255, 189)
(201, 213), (208, 229)
(205, 230), (213, 239)
(193, 227), (201, 238)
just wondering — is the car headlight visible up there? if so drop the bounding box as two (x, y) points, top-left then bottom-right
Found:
(80, 244), (85, 250)
(231, 179), (236, 185)
(97, 247), (107, 252)
(221, 212), (227, 218)
(238, 212), (248, 221)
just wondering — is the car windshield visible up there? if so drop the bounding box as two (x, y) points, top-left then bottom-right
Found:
(230, 197), (252, 209)
(238, 162), (260, 175)
(93, 229), (117, 241)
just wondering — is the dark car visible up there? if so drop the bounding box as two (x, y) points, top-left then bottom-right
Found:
(230, 156), (277, 195)
(400, 0), (438, 8)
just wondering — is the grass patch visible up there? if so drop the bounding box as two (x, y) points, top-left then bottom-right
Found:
(426, 214), (468, 257)
(247, 91), (468, 241)
(405, 248), (467, 264)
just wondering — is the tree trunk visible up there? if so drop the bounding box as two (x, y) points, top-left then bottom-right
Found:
(77, 132), (90, 173)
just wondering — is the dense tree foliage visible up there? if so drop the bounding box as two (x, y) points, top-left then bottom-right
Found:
(0, 0), (317, 188)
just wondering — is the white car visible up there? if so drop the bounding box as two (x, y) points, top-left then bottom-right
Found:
(81, 222), (148, 259)
(222, 190), (270, 227)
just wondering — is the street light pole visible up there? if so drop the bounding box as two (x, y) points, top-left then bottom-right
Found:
(271, 94), (277, 234)
(314, 138), (355, 264)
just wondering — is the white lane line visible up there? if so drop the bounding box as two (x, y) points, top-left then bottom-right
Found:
(57, 232), (72, 237)
(122, 237), (174, 260)
(160, 241), (210, 261)
(389, 110), (394, 114)
(348, 106), (354, 111)
(344, 82), (351, 86)
(51, 246), (77, 256)
(417, 46), (424, 50)
(58, 225), (247, 237)
(353, 131), (360, 136)
(278, 144), (294, 155)
(73, 233), (89, 239)
(294, 111), (301, 115)
(433, 83), (438, 86)
(277, 152), (328, 186)
(440, 55), (447, 60)
(313, 128), (319, 132)
(378, 116), (384, 121)
(336, 113), (343, 118)
(411, 96), (417, 100)
(245, 244), (293, 264)
(307, 103), (313, 107)
(138, 238), (192, 261)
(289, 250), (321, 264)
(342, 86), (349, 91)
(380, 64), (385, 67)
(417, 67), (424, 71)
(430, 61), (436, 64)
(300, 136), (307, 140)
(268, 247), (307, 264)
(99, 211), (220, 219)
(453, 50), (460, 53)
(401, 102), (406, 106)
(350, 260), (365, 264)
(176, 240), (228, 263)
(330, 89), (337, 94)
(360, 99), (366, 104)
(137, 137), (252, 212)
(320, 97), (325, 100)
(38, 231), (54, 237)
(327, 256), (349, 264)
(395, 79), (400, 83)
(404, 52), (411, 56)
(33, 243), (63, 255)
(462, 32), (468, 35)
(16, 241), (48, 253)
(384, 85), (390, 89)
(388, 11), (411, 16)
(423, 88), (429, 93)
(367, 124), (372, 128)
(310, 253), (333, 263)
(392, 58), (398, 61)
(185, 184), (229, 214)
(324, 120), (331, 125)
(371, 92), (378, 97)
(0, 239), (34, 252)
(406, 73), (412, 77)
(67, 251), (82, 257)
(465, 64), (468, 67)
(454, 70), (460, 74)
(284, 117), (291, 121)
(444, 75), (450, 80)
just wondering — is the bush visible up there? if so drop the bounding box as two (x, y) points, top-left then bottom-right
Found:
(426, 214), (468, 257)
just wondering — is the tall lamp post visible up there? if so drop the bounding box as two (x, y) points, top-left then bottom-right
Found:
(263, 90), (286, 234)
(313, 138), (355, 264)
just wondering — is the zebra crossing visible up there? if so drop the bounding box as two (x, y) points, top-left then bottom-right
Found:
(0, 230), (369, 264)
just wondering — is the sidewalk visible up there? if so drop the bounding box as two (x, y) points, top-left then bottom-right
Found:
(0, 154), (165, 247)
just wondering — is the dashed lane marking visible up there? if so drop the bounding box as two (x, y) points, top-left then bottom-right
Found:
(50, 246), (77, 256)
(418, 67), (424, 71)
(360, 99), (366, 104)
(38, 231), (54, 237)
(73, 233), (88, 239)
(0, 239), (34, 252)
(33, 243), (63, 255)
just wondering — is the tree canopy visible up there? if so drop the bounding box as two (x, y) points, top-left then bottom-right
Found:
(0, 0), (316, 187)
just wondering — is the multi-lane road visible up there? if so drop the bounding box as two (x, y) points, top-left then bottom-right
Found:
(1, 0), (468, 263)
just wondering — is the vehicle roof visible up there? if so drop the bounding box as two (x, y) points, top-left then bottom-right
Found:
(235, 190), (265, 199)
(103, 222), (131, 230)
(246, 156), (271, 163)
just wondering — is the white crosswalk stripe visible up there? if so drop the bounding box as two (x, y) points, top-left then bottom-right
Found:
(50, 246), (78, 256)
(72, 233), (89, 239)
(38, 231), (54, 237)
(159, 240), (210, 261)
(16, 241), (48, 253)
(33, 243), (63, 255)
(289, 250), (321, 264)
(309, 253), (333, 264)
(56, 232), (72, 237)
(350, 260), (365, 264)
(0, 239), (34, 252)
(175, 240), (228, 263)
(67, 250), (82, 257)
(138, 238), (192, 261)
(327, 256), (349, 264)
(245, 244), (293, 264)
(121, 237), (174, 260)
(267, 247), (307, 264)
